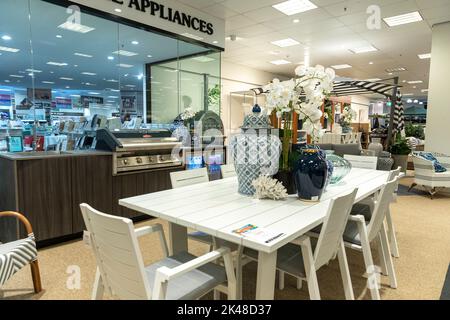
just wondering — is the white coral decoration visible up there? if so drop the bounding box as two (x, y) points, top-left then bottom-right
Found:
(180, 107), (197, 121)
(264, 65), (336, 140)
(252, 176), (289, 200)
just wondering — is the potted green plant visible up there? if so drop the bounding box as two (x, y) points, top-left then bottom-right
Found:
(389, 136), (412, 173)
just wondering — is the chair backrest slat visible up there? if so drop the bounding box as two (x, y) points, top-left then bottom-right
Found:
(170, 168), (209, 189)
(314, 189), (358, 270)
(221, 164), (237, 179)
(367, 178), (398, 241)
(80, 204), (151, 300)
(344, 155), (378, 170)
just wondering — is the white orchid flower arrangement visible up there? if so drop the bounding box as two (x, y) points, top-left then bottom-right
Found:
(180, 107), (197, 121)
(263, 65), (336, 171)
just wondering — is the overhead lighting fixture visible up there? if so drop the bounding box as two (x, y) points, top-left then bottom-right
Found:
(2, 35), (12, 41)
(418, 53), (431, 59)
(147, 54), (153, 58)
(125, 85), (136, 88)
(60, 77), (74, 81)
(421, 89), (429, 93)
(137, 74), (144, 80)
(407, 99), (413, 103)
(0, 46), (20, 53)
(192, 56), (215, 63)
(108, 96), (119, 99)
(56, 35), (63, 38)
(403, 93), (414, 96)
(293, 19), (300, 23)
(131, 41), (139, 45)
(385, 67), (407, 73)
(74, 52), (93, 58)
(272, 0), (318, 16)
(58, 22), (95, 34)
(349, 45), (378, 54)
(0, 88), (11, 92)
(117, 63), (134, 68)
(181, 33), (203, 41)
(10, 75), (24, 78)
(112, 50), (138, 57)
(106, 79), (119, 83)
(383, 11), (423, 27)
(212, 41), (219, 44)
(114, 8), (122, 13)
(88, 92), (101, 95)
(271, 38), (300, 48)
(414, 99), (419, 103)
(47, 61), (68, 66)
(107, 56), (115, 60)
(82, 72), (97, 76)
(26, 69), (42, 73)
(106, 88), (120, 92)
(70, 94), (81, 97)
(408, 80), (423, 84)
(369, 62), (374, 65)
(331, 64), (352, 70)
(85, 83), (96, 86)
(419, 102), (424, 105)
(270, 60), (292, 65)
(42, 81), (55, 84)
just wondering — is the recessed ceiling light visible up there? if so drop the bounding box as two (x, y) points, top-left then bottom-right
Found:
(56, 35), (63, 38)
(106, 79), (119, 83)
(147, 54), (153, 58)
(383, 11), (423, 27)
(108, 96), (119, 99)
(421, 89), (429, 93)
(47, 61), (68, 66)
(88, 92), (101, 95)
(10, 75), (24, 78)
(42, 81), (55, 84)
(419, 102), (424, 105)
(85, 82), (96, 86)
(107, 56), (115, 60)
(418, 53), (431, 59)
(117, 63), (134, 68)
(293, 19), (300, 23)
(58, 22), (95, 33)
(212, 41), (219, 44)
(271, 38), (300, 47)
(331, 64), (352, 69)
(407, 99), (413, 103)
(70, 94), (81, 97)
(60, 77), (74, 81)
(0, 46), (20, 53)
(0, 88), (12, 92)
(114, 8), (122, 13)
(2, 35), (12, 41)
(131, 41), (139, 45)
(137, 74), (144, 80)
(125, 85), (136, 88)
(26, 69), (42, 73)
(74, 52), (93, 58)
(192, 56), (215, 63)
(403, 93), (414, 96)
(273, 0), (318, 16)
(269, 50), (281, 55)
(385, 67), (407, 73)
(82, 72), (97, 76)
(408, 80), (423, 84)
(369, 62), (374, 65)
(112, 50), (138, 57)
(270, 59), (292, 65)
(349, 45), (378, 54)
(414, 99), (419, 103)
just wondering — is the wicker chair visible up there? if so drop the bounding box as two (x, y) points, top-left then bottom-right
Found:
(0, 212), (42, 294)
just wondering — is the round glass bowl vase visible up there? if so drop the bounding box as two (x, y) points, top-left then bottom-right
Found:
(325, 150), (352, 185)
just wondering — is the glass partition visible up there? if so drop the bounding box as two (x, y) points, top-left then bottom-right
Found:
(0, 0), (221, 151)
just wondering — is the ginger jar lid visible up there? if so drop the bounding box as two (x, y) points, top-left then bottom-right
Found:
(241, 104), (273, 130)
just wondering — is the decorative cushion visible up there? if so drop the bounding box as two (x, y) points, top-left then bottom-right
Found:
(417, 152), (447, 173)
(0, 237), (37, 286)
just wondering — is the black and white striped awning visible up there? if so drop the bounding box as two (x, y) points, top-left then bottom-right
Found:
(332, 80), (400, 97)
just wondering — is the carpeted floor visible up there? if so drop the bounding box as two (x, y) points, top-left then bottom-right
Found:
(1, 175), (450, 300)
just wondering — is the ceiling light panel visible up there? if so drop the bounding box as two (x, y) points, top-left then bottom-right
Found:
(192, 56), (215, 63)
(273, 0), (318, 16)
(271, 38), (300, 47)
(117, 64), (134, 68)
(112, 50), (138, 57)
(58, 22), (95, 33)
(418, 53), (431, 59)
(74, 52), (93, 58)
(0, 46), (20, 53)
(47, 62), (68, 66)
(383, 11), (423, 27)
(385, 67), (407, 73)
(408, 80), (423, 84)
(331, 64), (352, 69)
(349, 46), (378, 54)
(82, 72), (97, 76)
(270, 60), (292, 65)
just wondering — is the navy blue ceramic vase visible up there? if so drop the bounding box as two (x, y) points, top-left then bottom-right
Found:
(294, 147), (329, 202)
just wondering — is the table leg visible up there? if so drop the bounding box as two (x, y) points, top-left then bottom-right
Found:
(168, 223), (188, 255)
(255, 250), (277, 300)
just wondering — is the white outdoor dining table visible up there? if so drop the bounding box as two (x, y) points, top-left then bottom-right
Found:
(120, 168), (390, 300)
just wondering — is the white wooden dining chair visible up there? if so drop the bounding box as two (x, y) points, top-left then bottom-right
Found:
(80, 204), (237, 300)
(356, 167), (402, 258)
(243, 189), (359, 300)
(339, 178), (398, 300)
(170, 168), (215, 248)
(344, 155), (378, 170)
(221, 164), (237, 178)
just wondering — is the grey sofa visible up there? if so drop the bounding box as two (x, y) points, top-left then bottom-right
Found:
(317, 143), (362, 157)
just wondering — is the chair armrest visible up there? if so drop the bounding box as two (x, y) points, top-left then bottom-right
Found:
(0, 211), (34, 238)
(156, 247), (231, 282)
(135, 224), (169, 258)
